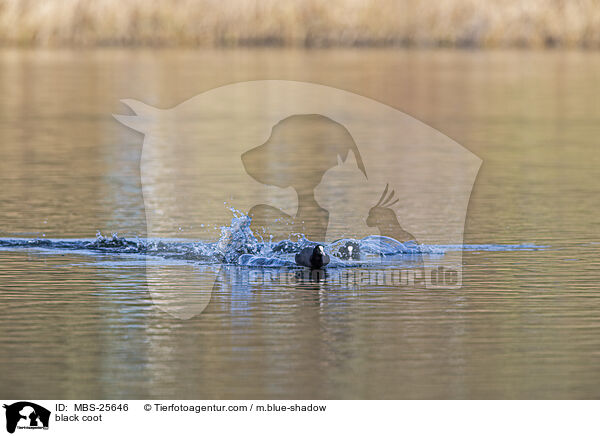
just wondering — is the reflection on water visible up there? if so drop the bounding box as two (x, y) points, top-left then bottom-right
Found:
(1, 49), (600, 399)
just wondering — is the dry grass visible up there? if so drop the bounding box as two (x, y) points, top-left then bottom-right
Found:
(1, 0), (600, 48)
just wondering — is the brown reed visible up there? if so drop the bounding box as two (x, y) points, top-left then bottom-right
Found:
(1, 0), (599, 48)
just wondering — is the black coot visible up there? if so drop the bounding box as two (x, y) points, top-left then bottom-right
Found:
(295, 245), (330, 268)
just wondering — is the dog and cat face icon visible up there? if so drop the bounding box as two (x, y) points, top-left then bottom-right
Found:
(3, 402), (50, 434)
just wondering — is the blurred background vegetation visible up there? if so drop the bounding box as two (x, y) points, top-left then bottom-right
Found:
(1, 0), (599, 48)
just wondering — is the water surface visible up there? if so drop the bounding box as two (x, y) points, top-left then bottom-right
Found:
(1, 49), (599, 399)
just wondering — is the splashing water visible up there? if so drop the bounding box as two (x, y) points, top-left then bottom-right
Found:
(0, 209), (546, 267)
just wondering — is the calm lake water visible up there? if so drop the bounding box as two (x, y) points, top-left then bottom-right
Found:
(1, 49), (599, 399)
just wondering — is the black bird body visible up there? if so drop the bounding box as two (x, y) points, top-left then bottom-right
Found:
(295, 245), (330, 268)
